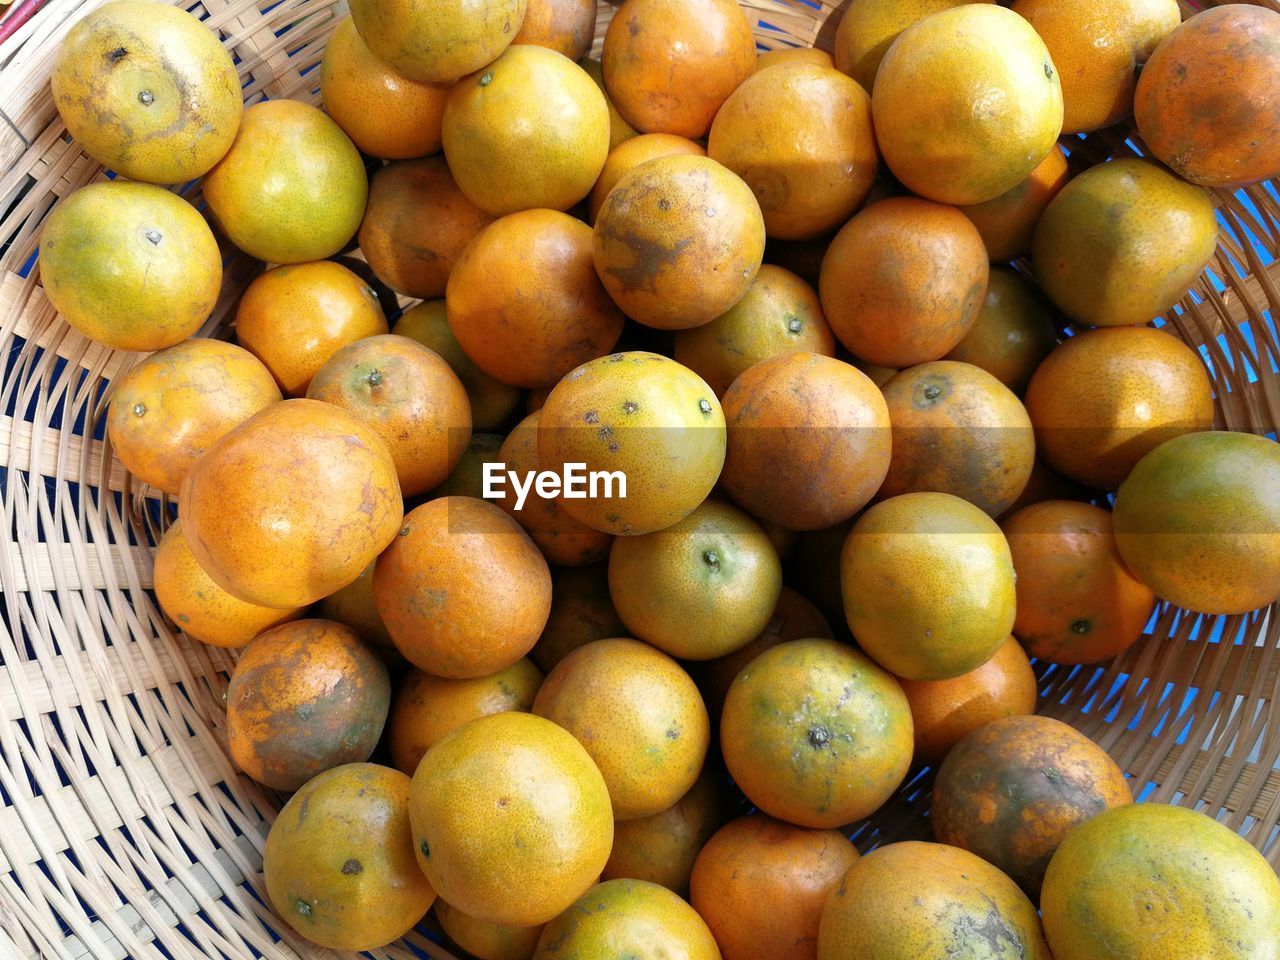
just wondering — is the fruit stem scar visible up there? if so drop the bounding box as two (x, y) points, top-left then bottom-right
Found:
(808, 725), (831, 748)
(698, 399), (712, 415)
(295, 899), (311, 917)
(419, 838), (430, 857)
(144, 229), (162, 245)
(923, 384), (942, 401)
(366, 369), (382, 386)
(107, 46), (127, 62)
(133, 403), (146, 417)
(138, 90), (154, 105)
(1071, 619), (1092, 634)
(1044, 61), (1054, 80)
(703, 549), (720, 568)
(479, 72), (493, 86)
(786, 314), (802, 333)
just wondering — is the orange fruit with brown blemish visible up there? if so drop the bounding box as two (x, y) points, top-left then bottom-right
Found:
(409, 711), (614, 925)
(897, 636), (1037, 766)
(534, 637), (709, 820)
(601, 0), (756, 138)
(318, 560), (395, 649)
(320, 18), (450, 160)
(537, 352), (726, 536)
(721, 352), (891, 531)
(387, 659), (544, 775)
(1136, 4), (1280, 188)
(833, 0), (993, 92)
(754, 46), (834, 75)
(589, 133), (706, 222)
(373, 497), (551, 678)
(819, 197), (989, 368)
(691, 815), (859, 960)
(842, 492), (1016, 680)
(496, 412), (613, 567)
(443, 46), (609, 216)
(428, 433), (507, 500)
(531, 563), (627, 673)
(306, 333), (472, 497)
(609, 500), (783, 661)
(180, 399), (403, 609)
(721, 638), (912, 828)
(1024, 325), (1215, 490)
(107, 338), (280, 496)
(153, 519), (302, 650)
(674, 265), (835, 398)
(878, 360), (1035, 518)
(514, 0), (596, 59)
(932, 714), (1132, 897)
(446, 210), (625, 389)
(227, 620), (391, 791)
(941, 268), (1058, 395)
(235, 260), (387, 397)
(264, 763), (435, 951)
(593, 154), (766, 330)
(348, 0), (525, 83)
(1004, 500), (1154, 664)
(580, 57), (640, 151)
(435, 901), (544, 960)
(872, 5), (1063, 204)
(708, 62), (878, 240)
(957, 146), (1069, 262)
(998, 455), (1088, 519)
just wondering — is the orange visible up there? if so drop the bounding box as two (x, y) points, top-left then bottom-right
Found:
(941, 267), (1058, 394)
(153, 519), (302, 650)
(878, 360), (1036, 517)
(708, 62), (878, 240)
(227, 620), (390, 791)
(674, 265), (835, 399)
(721, 638), (912, 828)
(373, 497), (552, 677)
(754, 46), (834, 74)
(317, 560), (394, 649)
(359, 156), (495, 300)
(203, 99), (367, 264)
(180, 400), (402, 608)
(446, 209), (625, 388)
(589, 133), (706, 222)
(533, 638), (709, 820)
(533, 879), (720, 959)
(107, 338), (280, 496)
(347, 0), (525, 83)
(409, 712), (613, 925)
(998, 455), (1087, 520)
(817, 842), (1052, 960)
(1129, 0), (1182, 58)
(834, 0), (992, 92)
(306, 333), (471, 496)
(849, 357), (897, 388)
(234, 260), (387, 397)
(1135, 5), (1280, 188)
(601, 0), (756, 138)
(788, 518), (856, 629)
(871, 5), (1063, 204)
(594, 154), (766, 330)
(514, 0), (596, 59)
(320, 17), (449, 160)
(39, 181), (220, 352)
(1041, 803), (1280, 960)
(531, 563), (627, 673)
(957, 146), (1069, 262)
(1024, 325), (1214, 489)
(819, 197), (988, 368)
(393, 301), (522, 431)
(841, 492), (1016, 680)
(608, 500), (782, 660)
(580, 57), (640, 150)
(1113, 430), (1280, 615)
(1004, 500), (1154, 664)
(388, 659), (544, 775)
(442, 45), (609, 216)
(429, 433), (507, 499)
(435, 901), (544, 960)
(897, 636), (1037, 766)
(691, 815), (859, 960)
(537, 352), (726, 536)
(721, 353), (891, 530)
(932, 715), (1131, 896)
(50, 0), (241, 184)
(496, 412), (613, 567)
(764, 232), (832, 287)
(264, 764), (434, 951)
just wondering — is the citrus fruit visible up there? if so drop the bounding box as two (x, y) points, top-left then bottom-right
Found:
(788, 518), (857, 629)
(941, 267), (1058, 394)
(347, 0), (525, 83)
(435, 901), (544, 960)
(833, 0), (992, 92)
(999, 456), (1088, 520)
(957, 146), (1070, 262)
(580, 57), (640, 150)
(514, 0), (596, 59)
(317, 561), (394, 649)
(589, 133), (706, 222)
(754, 46), (834, 74)
(429, 433), (507, 499)
(531, 564), (627, 673)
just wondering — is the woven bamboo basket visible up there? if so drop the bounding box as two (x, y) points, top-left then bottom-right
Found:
(0, 0), (1278, 956)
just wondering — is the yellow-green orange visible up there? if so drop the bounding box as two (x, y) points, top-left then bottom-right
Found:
(436, 901), (544, 960)
(580, 57), (639, 150)
(589, 133), (706, 222)
(942, 268), (1057, 394)
(833, 0), (993, 92)
(318, 560), (394, 649)
(347, 0), (525, 83)
(531, 563), (627, 673)
(958, 146), (1070, 261)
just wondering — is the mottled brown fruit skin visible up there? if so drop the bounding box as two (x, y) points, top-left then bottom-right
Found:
(819, 197), (989, 369)
(1114, 430), (1280, 615)
(514, 0), (596, 59)
(932, 714), (1131, 897)
(531, 564), (627, 673)
(317, 560), (394, 648)
(817, 841), (1052, 960)
(878, 360), (1036, 518)
(833, 0), (992, 92)
(602, 0), (756, 138)
(1024, 326), (1214, 490)
(1135, 4), (1280, 187)
(264, 763), (434, 951)
(374, 497), (551, 678)
(347, 0), (525, 83)
(1041, 803), (1280, 960)
(435, 900), (544, 960)
(227, 620), (391, 792)
(589, 133), (706, 223)
(941, 268), (1058, 394)
(720, 639), (913, 829)
(691, 815), (858, 960)
(721, 353), (891, 531)
(958, 147), (1069, 262)
(1004, 501), (1154, 664)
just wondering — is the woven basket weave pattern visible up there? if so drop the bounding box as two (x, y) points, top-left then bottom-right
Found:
(0, 0), (1278, 956)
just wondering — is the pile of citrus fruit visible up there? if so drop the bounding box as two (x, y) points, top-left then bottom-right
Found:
(39, 0), (1280, 955)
